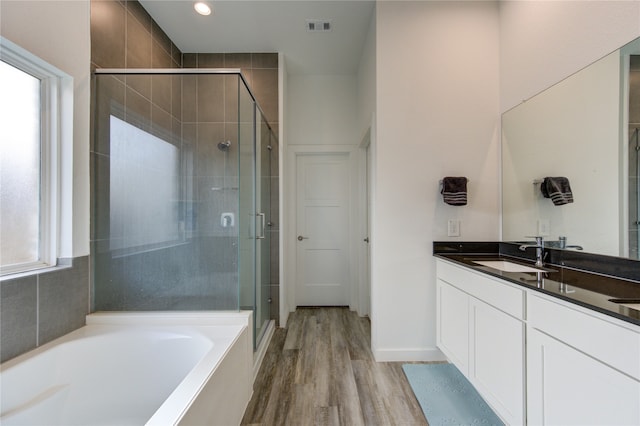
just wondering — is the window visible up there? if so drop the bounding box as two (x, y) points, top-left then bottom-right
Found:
(109, 115), (181, 252)
(0, 37), (73, 275)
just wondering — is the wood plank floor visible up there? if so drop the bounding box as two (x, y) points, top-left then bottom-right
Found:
(241, 307), (430, 426)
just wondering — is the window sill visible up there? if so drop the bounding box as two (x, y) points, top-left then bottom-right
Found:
(0, 261), (73, 282)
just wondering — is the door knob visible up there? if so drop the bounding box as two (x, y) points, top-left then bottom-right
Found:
(364, 237), (369, 243)
(297, 235), (309, 241)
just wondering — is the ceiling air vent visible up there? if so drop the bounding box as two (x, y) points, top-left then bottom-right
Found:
(306, 20), (332, 32)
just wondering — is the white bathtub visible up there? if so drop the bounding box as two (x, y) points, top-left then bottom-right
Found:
(0, 311), (254, 426)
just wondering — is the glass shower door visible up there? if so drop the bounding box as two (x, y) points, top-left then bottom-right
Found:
(630, 126), (639, 259)
(255, 110), (271, 347)
(238, 77), (257, 330)
(629, 55), (639, 260)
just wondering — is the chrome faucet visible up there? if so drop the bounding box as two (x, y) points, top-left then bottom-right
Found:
(519, 236), (544, 267)
(558, 236), (583, 250)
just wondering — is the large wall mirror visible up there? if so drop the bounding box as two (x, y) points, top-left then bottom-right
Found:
(502, 36), (640, 260)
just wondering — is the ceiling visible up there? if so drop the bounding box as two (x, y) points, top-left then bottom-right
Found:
(138, 0), (375, 75)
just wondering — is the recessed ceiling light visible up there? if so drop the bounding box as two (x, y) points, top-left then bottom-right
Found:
(194, 2), (212, 16)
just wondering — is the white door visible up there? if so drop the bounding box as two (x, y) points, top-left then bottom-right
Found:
(295, 153), (350, 306)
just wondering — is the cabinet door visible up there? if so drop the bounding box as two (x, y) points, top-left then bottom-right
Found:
(437, 279), (469, 373)
(527, 328), (640, 426)
(469, 298), (524, 425)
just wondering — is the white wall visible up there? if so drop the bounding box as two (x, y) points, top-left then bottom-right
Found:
(500, 0), (640, 112)
(357, 10), (376, 136)
(0, 0), (91, 257)
(278, 52), (289, 327)
(373, 1), (500, 361)
(287, 75), (359, 146)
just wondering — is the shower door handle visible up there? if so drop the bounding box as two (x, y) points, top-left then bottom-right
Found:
(256, 213), (266, 240)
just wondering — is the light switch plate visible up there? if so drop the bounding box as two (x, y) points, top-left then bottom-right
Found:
(537, 219), (550, 236)
(448, 219), (460, 237)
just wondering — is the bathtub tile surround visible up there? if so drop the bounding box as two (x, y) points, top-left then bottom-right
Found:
(38, 257), (90, 345)
(0, 257), (89, 363)
(0, 277), (37, 362)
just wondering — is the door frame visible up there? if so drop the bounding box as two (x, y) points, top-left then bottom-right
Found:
(285, 144), (360, 313)
(358, 128), (372, 318)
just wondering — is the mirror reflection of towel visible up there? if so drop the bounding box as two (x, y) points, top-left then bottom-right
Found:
(541, 177), (573, 205)
(441, 177), (468, 206)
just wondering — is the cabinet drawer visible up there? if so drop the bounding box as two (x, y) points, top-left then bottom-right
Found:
(437, 260), (524, 319)
(529, 294), (640, 380)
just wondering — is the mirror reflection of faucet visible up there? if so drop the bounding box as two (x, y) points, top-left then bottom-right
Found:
(559, 282), (576, 294)
(519, 271), (546, 287)
(558, 236), (583, 250)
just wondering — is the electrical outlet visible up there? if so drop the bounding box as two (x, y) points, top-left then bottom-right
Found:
(448, 219), (460, 237)
(537, 219), (550, 236)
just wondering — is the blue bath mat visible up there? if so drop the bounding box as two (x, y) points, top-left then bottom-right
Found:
(402, 363), (504, 426)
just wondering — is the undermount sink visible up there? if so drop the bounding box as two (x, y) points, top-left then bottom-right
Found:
(473, 260), (545, 273)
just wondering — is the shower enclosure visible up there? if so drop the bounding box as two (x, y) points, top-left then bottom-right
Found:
(91, 69), (276, 348)
(630, 55), (639, 260)
(630, 126), (639, 259)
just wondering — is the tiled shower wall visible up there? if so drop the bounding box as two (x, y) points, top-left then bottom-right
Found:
(184, 52), (280, 320)
(90, 1), (280, 318)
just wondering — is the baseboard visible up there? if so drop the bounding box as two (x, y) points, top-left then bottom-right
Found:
(373, 347), (446, 362)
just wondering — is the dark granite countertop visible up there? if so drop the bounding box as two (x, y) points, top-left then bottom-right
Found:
(433, 242), (640, 327)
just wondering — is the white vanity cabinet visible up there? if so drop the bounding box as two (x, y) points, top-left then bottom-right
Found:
(527, 294), (640, 426)
(436, 278), (470, 371)
(436, 257), (640, 426)
(436, 260), (526, 425)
